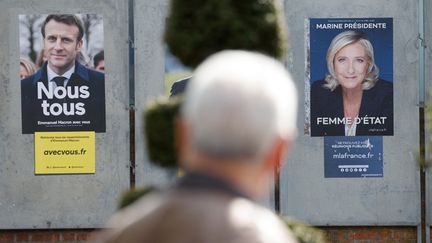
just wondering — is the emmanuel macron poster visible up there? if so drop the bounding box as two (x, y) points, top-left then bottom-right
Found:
(19, 14), (106, 134)
(306, 18), (393, 137)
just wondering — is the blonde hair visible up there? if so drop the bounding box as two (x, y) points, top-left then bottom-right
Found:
(20, 57), (37, 78)
(324, 31), (379, 91)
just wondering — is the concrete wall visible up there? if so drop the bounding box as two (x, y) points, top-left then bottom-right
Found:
(425, 0), (432, 235)
(134, 0), (176, 189)
(0, 0), (130, 228)
(0, 0), (424, 230)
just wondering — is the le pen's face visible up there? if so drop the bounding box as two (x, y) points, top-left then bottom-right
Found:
(333, 42), (369, 91)
(43, 20), (83, 75)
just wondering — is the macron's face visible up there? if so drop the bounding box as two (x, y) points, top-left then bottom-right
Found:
(43, 20), (82, 75)
(333, 42), (369, 92)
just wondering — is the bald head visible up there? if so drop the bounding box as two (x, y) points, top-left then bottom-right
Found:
(181, 50), (297, 161)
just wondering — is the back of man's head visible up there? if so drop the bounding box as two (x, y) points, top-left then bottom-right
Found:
(182, 50), (297, 161)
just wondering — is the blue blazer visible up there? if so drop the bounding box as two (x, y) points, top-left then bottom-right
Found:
(310, 79), (393, 136)
(21, 61), (106, 134)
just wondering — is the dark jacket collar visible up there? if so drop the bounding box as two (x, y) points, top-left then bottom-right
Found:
(176, 171), (252, 200)
(32, 60), (90, 85)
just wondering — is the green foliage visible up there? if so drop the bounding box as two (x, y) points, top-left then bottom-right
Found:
(281, 217), (328, 243)
(164, 0), (287, 68)
(421, 104), (432, 170)
(118, 186), (156, 209)
(144, 96), (182, 168)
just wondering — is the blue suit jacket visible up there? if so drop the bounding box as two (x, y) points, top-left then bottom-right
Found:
(21, 61), (106, 134)
(310, 79), (393, 136)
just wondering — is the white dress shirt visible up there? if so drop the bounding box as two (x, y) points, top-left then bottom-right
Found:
(47, 65), (75, 87)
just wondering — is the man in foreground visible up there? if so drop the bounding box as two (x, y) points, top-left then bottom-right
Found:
(98, 50), (298, 243)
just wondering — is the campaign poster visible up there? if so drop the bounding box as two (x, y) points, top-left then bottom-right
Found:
(19, 14), (106, 134)
(324, 136), (383, 178)
(306, 18), (393, 137)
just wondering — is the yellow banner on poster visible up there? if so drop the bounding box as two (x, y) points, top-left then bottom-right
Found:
(35, 131), (95, 174)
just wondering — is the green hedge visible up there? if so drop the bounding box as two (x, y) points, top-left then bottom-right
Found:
(144, 96), (182, 168)
(164, 0), (287, 68)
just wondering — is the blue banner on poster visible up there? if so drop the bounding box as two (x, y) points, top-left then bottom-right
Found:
(324, 136), (383, 178)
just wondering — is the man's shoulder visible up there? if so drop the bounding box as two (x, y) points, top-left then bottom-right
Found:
(98, 190), (297, 243)
(21, 74), (35, 86)
(222, 197), (298, 242)
(100, 192), (162, 233)
(74, 62), (105, 83)
(87, 67), (104, 79)
(22, 66), (45, 86)
(166, 190), (296, 243)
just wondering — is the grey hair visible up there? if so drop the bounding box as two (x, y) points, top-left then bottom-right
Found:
(182, 50), (297, 161)
(324, 31), (379, 91)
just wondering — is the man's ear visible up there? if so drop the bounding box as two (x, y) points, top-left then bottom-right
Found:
(76, 39), (83, 50)
(263, 137), (293, 171)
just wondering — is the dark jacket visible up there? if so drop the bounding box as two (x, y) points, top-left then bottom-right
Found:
(96, 173), (298, 243)
(310, 79), (393, 136)
(21, 61), (105, 134)
(170, 77), (190, 97)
